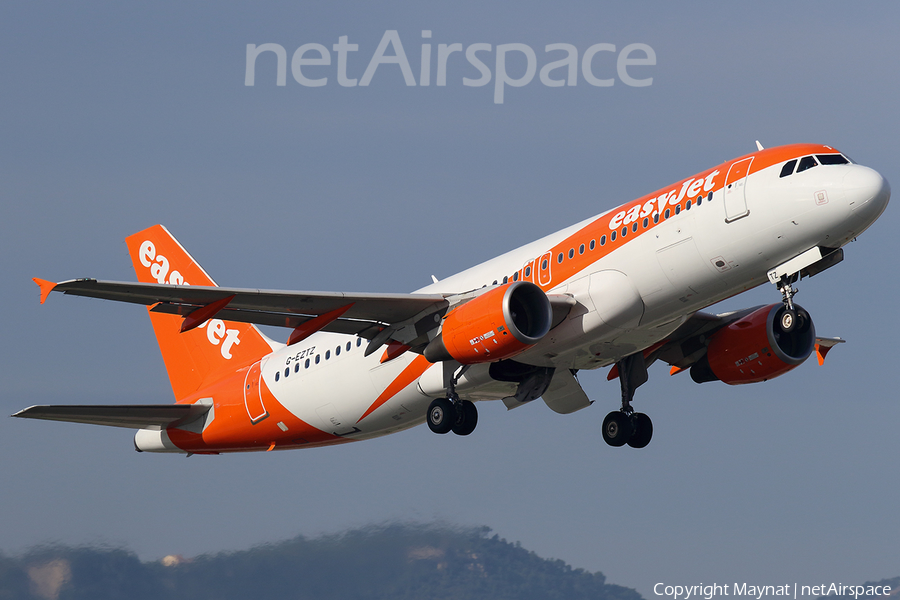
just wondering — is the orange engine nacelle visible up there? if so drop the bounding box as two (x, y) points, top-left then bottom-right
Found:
(690, 304), (816, 385)
(423, 281), (553, 364)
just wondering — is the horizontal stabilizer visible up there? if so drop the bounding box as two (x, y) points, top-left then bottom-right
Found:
(814, 336), (845, 365)
(11, 403), (210, 430)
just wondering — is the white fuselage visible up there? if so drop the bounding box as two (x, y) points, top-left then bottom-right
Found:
(256, 152), (889, 442)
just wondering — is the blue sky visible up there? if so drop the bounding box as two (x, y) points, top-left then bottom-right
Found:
(2, 2), (899, 597)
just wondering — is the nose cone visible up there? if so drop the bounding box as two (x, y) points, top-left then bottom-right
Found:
(843, 165), (890, 223)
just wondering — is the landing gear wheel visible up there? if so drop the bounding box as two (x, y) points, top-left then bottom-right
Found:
(627, 413), (653, 448)
(427, 398), (456, 434)
(451, 400), (478, 436)
(779, 308), (796, 333)
(602, 411), (634, 447)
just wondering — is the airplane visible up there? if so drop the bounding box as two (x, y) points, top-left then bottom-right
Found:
(15, 143), (890, 453)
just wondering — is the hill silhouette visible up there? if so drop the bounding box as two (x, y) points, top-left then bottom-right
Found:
(2, 523), (645, 600)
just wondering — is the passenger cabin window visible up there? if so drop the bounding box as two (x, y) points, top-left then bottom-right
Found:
(796, 155), (818, 173)
(780, 159), (797, 178)
(817, 154), (850, 165)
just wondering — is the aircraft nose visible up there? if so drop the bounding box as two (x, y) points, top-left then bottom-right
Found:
(843, 165), (890, 218)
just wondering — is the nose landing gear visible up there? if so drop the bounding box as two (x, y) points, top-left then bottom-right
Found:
(775, 274), (799, 332)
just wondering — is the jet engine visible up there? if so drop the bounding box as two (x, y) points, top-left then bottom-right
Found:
(690, 304), (816, 385)
(424, 281), (552, 364)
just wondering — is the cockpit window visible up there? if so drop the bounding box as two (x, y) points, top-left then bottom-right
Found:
(779, 159), (797, 178)
(796, 155), (819, 173)
(816, 154), (850, 165)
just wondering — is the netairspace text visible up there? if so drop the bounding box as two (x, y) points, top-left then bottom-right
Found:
(244, 30), (656, 104)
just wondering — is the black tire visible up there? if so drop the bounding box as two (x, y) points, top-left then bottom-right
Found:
(451, 401), (478, 436)
(627, 413), (653, 448)
(779, 308), (796, 333)
(602, 411), (634, 447)
(427, 398), (456, 434)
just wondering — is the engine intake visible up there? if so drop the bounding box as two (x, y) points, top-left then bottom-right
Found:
(424, 281), (552, 364)
(690, 303), (816, 385)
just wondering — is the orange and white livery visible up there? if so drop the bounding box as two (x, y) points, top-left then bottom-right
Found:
(18, 143), (890, 451)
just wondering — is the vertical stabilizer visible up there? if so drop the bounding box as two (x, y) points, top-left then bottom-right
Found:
(124, 225), (277, 401)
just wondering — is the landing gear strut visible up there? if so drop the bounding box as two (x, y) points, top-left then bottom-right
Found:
(426, 365), (478, 436)
(602, 353), (654, 449)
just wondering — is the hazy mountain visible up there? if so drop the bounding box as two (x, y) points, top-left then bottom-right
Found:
(2, 523), (645, 600)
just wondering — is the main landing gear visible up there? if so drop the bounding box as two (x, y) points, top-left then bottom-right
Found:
(427, 397), (478, 436)
(603, 353), (654, 449)
(426, 364), (478, 436)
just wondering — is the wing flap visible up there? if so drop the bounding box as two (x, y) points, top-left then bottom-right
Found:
(11, 403), (210, 430)
(148, 302), (383, 337)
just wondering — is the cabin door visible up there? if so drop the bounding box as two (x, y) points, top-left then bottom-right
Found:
(724, 157), (753, 223)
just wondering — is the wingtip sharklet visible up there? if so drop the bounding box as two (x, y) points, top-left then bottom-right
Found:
(33, 278), (57, 304)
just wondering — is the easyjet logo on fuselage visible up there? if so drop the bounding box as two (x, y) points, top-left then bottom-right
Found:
(139, 240), (241, 360)
(608, 169), (720, 230)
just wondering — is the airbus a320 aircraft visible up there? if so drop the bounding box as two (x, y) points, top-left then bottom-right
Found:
(16, 143), (889, 452)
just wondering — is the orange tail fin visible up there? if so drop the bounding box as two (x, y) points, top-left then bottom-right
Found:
(125, 225), (277, 401)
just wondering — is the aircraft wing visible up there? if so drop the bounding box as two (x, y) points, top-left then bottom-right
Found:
(37, 278), (451, 342)
(11, 403), (210, 430)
